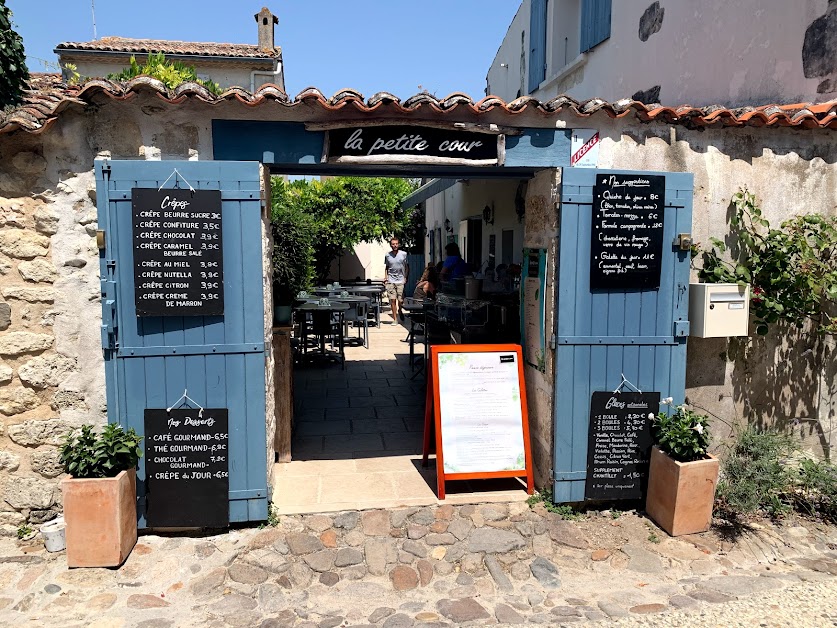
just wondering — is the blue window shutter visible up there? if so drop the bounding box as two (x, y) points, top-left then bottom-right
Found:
(528, 0), (548, 93)
(580, 0), (611, 52)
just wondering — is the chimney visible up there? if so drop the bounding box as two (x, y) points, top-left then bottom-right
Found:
(255, 7), (279, 52)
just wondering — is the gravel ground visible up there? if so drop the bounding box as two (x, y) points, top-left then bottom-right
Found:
(592, 578), (837, 628)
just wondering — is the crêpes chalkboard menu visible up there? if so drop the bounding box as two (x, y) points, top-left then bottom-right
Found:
(585, 391), (659, 500)
(590, 174), (665, 290)
(144, 408), (229, 527)
(132, 188), (223, 316)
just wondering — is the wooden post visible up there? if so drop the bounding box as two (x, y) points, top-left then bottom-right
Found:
(272, 327), (294, 462)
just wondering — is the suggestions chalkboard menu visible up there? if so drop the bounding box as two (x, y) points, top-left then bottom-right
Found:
(132, 188), (224, 316)
(144, 408), (229, 527)
(585, 391), (659, 500)
(590, 174), (665, 290)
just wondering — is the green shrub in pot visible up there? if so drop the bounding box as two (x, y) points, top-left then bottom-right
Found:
(651, 398), (711, 462)
(59, 424), (143, 478)
(60, 424), (144, 567)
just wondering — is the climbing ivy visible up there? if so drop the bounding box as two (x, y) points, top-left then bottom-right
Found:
(0, 1), (29, 109)
(698, 188), (837, 336)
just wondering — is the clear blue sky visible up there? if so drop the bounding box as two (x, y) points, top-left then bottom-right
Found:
(8, 0), (521, 100)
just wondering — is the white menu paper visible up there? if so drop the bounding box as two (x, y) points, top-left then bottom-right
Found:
(437, 351), (526, 474)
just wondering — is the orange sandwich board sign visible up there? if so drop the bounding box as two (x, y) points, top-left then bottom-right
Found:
(423, 344), (534, 499)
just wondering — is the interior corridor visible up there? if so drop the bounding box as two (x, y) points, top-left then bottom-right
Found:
(271, 317), (529, 514)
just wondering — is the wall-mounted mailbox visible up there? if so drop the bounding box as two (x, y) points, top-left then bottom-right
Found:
(689, 283), (750, 338)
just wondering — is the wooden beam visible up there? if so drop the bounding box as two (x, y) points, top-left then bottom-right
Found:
(305, 119), (523, 136)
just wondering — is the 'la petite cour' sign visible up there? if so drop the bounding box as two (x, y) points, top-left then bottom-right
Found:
(326, 125), (502, 165)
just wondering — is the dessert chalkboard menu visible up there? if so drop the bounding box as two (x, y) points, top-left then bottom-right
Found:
(585, 391), (659, 500)
(132, 188), (224, 316)
(590, 174), (665, 290)
(144, 408), (229, 527)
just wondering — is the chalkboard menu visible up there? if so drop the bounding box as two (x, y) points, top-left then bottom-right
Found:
(132, 188), (224, 317)
(585, 391), (659, 500)
(590, 174), (665, 290)
(144, 408), (229, 527)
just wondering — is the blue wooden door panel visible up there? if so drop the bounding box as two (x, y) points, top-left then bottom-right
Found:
(96, 159), (268, 526)
(553, 168), (693, 502)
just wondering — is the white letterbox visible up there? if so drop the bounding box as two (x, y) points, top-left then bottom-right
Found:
(689, 283), (750, 338)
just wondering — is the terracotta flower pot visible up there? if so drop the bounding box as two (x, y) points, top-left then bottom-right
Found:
(62, 468), (138, 567)
(645, 446), (719, 536)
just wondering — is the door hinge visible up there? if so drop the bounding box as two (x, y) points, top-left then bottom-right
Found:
(101, 162), (111, 180)
(549, 334), (557, 350)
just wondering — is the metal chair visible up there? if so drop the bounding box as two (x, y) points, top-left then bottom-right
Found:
(340, 297), (370, 348)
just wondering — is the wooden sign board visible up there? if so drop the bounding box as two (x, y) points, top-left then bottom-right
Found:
(326, 125), (500, 165)
(585, 391), (658, 500)
(423, 344), (534, 499)
(590, 173), (665, 290)
(132, 188), (224, 316)
(144, 408), (229, 527)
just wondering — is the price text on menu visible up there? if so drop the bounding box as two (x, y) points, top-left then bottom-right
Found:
(590, 174), (665, 290)
(144, 408), (229, 527)
(132, 188), (224, 316)
(585, 391), (659, 500)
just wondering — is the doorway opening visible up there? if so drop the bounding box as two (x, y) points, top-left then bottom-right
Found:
(266, 166), (536, 514)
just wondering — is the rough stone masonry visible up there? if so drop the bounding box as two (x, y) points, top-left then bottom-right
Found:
(0, 150), (105, 533)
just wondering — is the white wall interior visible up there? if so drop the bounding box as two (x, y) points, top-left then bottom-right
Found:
(424, 180), (526, 273)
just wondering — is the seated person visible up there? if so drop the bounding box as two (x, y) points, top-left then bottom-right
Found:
(439, 243), (469, 280)
(413, 264), (439, 300)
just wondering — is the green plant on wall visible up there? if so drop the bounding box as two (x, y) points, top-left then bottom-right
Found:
(0, 1), (28, 110)
(698, 188), (837, 336)
(108, 53), (222, 95)
(270, 177), (315, 303)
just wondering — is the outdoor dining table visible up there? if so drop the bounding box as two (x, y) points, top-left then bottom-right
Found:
(294, 301), (350, 369)
(402, 298), (434, 378)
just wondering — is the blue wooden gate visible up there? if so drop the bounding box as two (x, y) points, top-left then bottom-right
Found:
(95, 159), (268, 525)
(553, 168), (693, 502)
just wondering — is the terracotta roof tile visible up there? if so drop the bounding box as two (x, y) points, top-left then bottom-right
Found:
(55, 36), (279, 60)
(1, 77), (836, 136)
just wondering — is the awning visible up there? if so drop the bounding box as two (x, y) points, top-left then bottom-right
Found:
(401, 178), (458, 209)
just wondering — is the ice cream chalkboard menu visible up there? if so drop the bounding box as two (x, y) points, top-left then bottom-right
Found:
(585, 391), (658, 500)
(144, 408), (229, 527)
(590, 174), (665, 290)
(132, 188), (224, 316)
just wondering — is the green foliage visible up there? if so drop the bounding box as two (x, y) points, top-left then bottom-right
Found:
(107, 53), (221, 95)
(59, 424), (143, 479)
(698, 188), (837, 336)
(652, 401), (710, 463)
(647, 532), (660, 544)
(714, 427), (795, 520)
(0, 1), (29, 108)
(792, 458), (837, 523)
(270, 178), (315, 302)
(526, 487), (582, 520)
(16, 523), (33, 540)
(270, 176), (419, 284)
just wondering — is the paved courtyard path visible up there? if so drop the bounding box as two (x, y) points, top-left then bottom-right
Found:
(1, 502), (835, 627)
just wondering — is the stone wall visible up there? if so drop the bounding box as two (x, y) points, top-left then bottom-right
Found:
(522, 169), (561, 489)
(0, 140), (104, 533)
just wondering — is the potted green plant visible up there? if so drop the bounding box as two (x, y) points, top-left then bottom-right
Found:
(645, 398), (719, 536)
(59, 424), (143, 567)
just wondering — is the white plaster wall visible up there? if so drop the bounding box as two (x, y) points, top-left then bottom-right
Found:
(425, 181), (525, 271)
(62, 56), (279, 91)
(486, 2), (529, 99)
(327, 241), (390, 282)
(490, 0), (836, 107)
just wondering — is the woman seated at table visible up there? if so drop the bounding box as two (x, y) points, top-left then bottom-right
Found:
(413, 264), (439, 300)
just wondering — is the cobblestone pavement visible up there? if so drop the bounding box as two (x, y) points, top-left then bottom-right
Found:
(1, 503), (835, 627)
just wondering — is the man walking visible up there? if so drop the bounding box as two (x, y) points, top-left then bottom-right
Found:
(384, 236), (409, 323)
